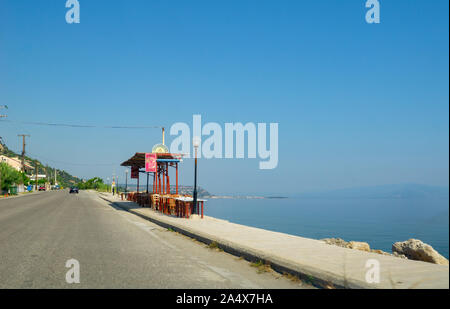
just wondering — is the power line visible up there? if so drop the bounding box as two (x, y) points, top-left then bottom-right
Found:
(25, 151), (117, 167)
(3, 147), (117, 167)
(2, 119), (163, 129)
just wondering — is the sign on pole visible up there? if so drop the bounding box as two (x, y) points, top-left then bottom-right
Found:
(145, 153), (157, 173)
(131, 166), (139, 179)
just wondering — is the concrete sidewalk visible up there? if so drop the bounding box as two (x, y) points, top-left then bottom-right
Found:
(98, 192), (449, 289)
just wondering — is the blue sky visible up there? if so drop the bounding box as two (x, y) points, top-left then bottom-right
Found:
(0, 0), (448, 195)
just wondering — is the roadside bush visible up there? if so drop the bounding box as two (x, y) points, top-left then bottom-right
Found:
(0, 163), (24, 192)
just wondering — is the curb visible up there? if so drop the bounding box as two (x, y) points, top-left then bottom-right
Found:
(99, 195), (356, 289)
(0, 190), (49, 200)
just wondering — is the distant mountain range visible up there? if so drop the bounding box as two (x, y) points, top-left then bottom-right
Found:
(294, 184), (449, 199)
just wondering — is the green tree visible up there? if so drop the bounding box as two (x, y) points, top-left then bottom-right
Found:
(0, 163), (24, 192)
(76, 177), (109, 191)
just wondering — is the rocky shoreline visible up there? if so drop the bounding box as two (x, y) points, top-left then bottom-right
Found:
(321, 238), (449, 266)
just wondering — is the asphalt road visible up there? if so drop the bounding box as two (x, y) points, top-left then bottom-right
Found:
(0, 190), (311, 288)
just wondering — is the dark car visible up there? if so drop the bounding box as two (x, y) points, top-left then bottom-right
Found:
(38, 186), (46, 191)
(69, 187), (79, 194)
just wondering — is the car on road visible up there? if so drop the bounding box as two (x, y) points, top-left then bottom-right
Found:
(38, 186), (46, 191)
(69, 187), (79, 194)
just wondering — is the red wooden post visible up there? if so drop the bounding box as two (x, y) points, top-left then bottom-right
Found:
(166, 162), (170, 195)
(167, 174), (170, 195)
(162, 165), (165, 195)
(176, 162), (178, 195)
(201, 201), (204, 219)
(158, 171), (161, 195)
(156, 166), (158, 194)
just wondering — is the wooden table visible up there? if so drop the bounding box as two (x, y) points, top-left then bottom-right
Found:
(175, 197), (206, 218)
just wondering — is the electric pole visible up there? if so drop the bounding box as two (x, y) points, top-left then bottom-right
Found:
(17, 134), (30, 172)
(0, 106), (8, 155)
(35, 162), (38, 191)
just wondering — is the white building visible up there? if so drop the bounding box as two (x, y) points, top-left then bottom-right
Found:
(28, 174), (49, 181)
(0, 155), (34, 172)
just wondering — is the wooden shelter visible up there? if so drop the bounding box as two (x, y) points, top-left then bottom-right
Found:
(121, 152), (182, 194)
(120, 152), (205, 218)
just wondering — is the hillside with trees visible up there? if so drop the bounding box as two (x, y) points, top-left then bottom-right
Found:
(0, 143), (81, 189)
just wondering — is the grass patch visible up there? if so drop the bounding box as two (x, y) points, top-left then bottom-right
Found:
(303, 274), (315, 285)
(250, 260), (272, 274)
(283, 272), (301, 283)
(207, 241), (223, 251)
(208, 241), (218, 249)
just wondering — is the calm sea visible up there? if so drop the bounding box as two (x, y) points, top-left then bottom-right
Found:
(205, 197), (449, 258)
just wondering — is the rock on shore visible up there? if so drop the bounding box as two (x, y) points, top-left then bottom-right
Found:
(321, 238), (371, 252)
(321, 238), (406, 258)
(321, 238), (448, 264)
(392, 239), (449, 266)
(347, 241), (371, 252)
(321, 238), (349, 248)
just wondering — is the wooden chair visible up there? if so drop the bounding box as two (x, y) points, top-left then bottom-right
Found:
(151, 194), (160, 211)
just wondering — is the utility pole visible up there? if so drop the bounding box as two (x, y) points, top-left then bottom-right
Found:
(112, 170), (115, 195)
(0, 106), (5, 192)
(17, 134), (30, 173)
(0, 106), (8, 154)
(35, 162), (38, 191)
(125, 169), (128, 194)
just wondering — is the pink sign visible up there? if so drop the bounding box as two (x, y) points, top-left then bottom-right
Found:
(145, 153), (157, 172)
